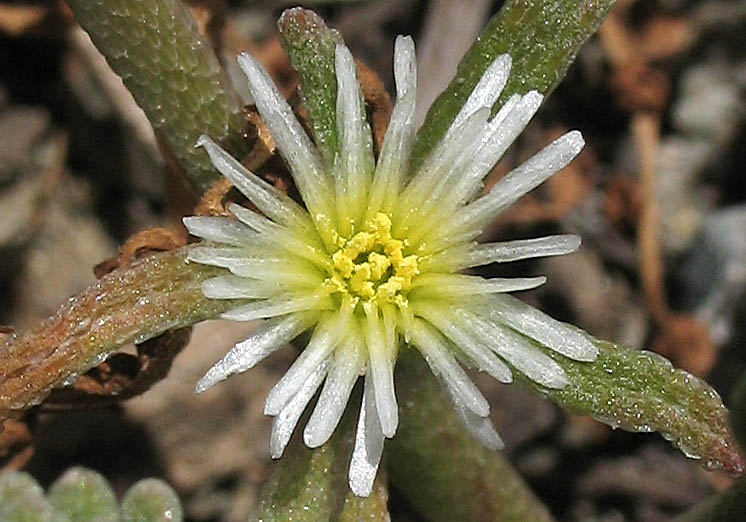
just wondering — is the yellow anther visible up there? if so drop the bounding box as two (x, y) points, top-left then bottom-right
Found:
(385, 239), (404, 265)
(367, 252), (391, 280)
(352, 262), (372, 281)
(344, 231), (375, 259)
(396, 255), (420, 281)
(376, 278), (402, 301)
(328, 213), (420, 304)
(332, 250), (355, 278)
(350, 275), (375, 299)
(370, 213), (393, 242)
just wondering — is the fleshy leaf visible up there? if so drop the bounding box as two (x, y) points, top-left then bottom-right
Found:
(0, 247), (234, 422)
(252, 398), (390, 522)
(278, 8), (344, 166)
(411, 0), (617, 170)
(121, 478), (184, 522)
(388, 351), (556, 522)
(47, 467), (120, 522)
(65, 0), (248, 192)
(0, 472), (55, 522)
(520, 336), (744, 474)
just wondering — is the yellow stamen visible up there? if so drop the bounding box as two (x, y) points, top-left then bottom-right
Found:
(329, 212), (420, 304)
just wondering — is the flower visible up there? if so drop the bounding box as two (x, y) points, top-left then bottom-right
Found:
(183, 35), (598, 496)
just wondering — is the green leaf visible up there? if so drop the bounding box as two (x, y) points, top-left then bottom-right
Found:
(411, 0), (617, 171)
(277, 7), (343, 165)
(388, 351), (556, 522)
(0, 472), (55, 522)
(65, 0), (248, 192)
(521, 336), (744, 474)
(252, 438), (340, 522)
(337, 477), (389, 522)
(0, 247), (234, 422)
(121, 478), (183, 522)
(47, 468), (120, 522)
(251, 401), (390, 522)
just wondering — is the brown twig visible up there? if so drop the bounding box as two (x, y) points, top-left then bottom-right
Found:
(42, 327), (192, 409)
(633, 113), (668, 323)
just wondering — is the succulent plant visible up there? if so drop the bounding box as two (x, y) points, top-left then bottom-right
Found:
(0, 469), (182, 522)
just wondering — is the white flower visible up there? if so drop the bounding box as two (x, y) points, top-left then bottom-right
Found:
(183, 35), (598, 496)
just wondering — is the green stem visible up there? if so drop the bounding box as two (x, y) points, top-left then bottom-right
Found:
(522, 337), (744, 474)
(278, 8), (343, 167)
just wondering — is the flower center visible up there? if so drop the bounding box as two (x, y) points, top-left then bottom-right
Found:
(328, 213), (419, 304)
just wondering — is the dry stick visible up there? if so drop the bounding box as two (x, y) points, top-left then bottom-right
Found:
(415, 0), (492, 125)
(634, 113), (668, 323)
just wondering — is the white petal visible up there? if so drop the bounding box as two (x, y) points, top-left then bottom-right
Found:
(452, 91), (543, 204)
(365, 35), (417, 220)
(407, 318), (490, 417)
(270, 357), (330, 459)
(440, 131), (585, 243)
(396, 107), (490, 231)
(303, 335), (365, 448)
(463, 234), (581, 267)
(228, 204), (330, 270)
(195, 312), (316, 393)
(182, 216), (254, 247)
(334, 43), (374, 233)
(196, 134), (312, 231)
(446, 386), (504, 450)
(349, 374), (385, 497)
(202, 275), (284, 299)
(187, 245), (251, 262)
(221, 293), (330, 322)
(446, 54), (511, 138)
(187, 246), (272, 271)
(188, 247), (323, 287)
(393, 35), (416, 99)
(362, 304), (399, 438)
(421, 234), (581, 272)
(411, 273), (546, 296)
(237, 53), (335, 244)
(462, 310), (570, 388)
(414, 302), (512, 383)
(227, 202), (276, 233)
(484, 294), (598, 361)
(264, 313), (346, 415)
(365, 90), (416, 220)
(402, 94), (536, 247)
